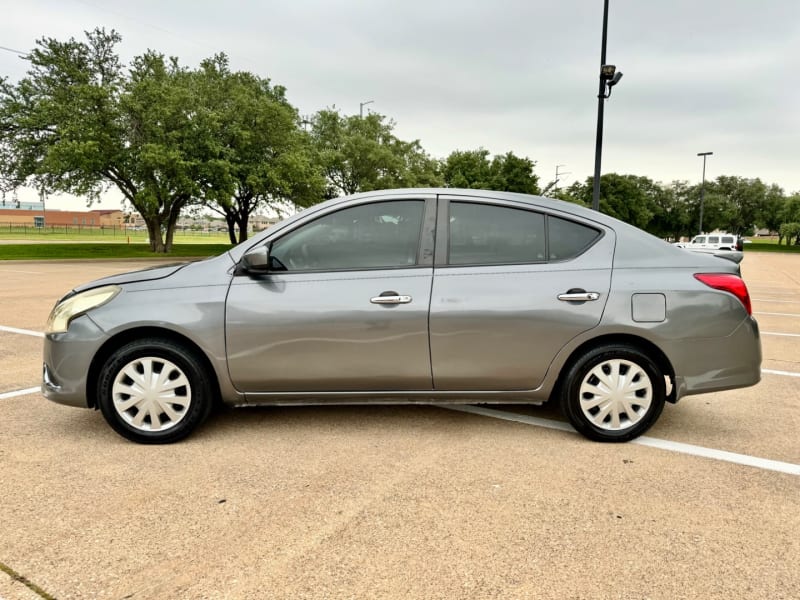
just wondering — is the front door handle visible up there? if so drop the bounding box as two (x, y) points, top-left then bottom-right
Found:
(371, 291), (412, 304)
(558, 291), (600, 302)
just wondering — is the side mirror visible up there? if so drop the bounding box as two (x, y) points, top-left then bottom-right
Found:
(241, 245), (270, 273)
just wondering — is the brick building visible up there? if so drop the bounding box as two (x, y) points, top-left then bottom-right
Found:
(0, 205), (125, 228)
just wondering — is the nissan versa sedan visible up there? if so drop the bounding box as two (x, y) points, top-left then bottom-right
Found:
(42, 189), (762, 444)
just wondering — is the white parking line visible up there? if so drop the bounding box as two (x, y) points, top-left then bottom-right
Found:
(755, 312), (800, 318)
(0, 325), (44, 338)
(763, 369), (800, 378)
(0, 387), (40, 400)
(440, 405), (800, 476)
(762, 331), (800, 337)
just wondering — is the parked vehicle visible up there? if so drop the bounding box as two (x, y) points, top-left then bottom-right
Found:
(674, 232), (740, 251)
(43, 190), (762, 444)
(673, 232), (746, 263)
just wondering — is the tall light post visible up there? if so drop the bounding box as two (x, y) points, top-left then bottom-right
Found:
(40, 187), (46, 228)
(359, 100), (374, 118)
(697, 151), (713, 233)
(591, 0), (623, 211)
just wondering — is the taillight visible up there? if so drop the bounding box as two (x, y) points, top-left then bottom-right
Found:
(694, 273), (752, 315)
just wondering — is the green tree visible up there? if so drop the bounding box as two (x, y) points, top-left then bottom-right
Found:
(310, 109), (442, 198)
(442, 148), (540, 194)
(0, 29), (212, 252)
(555, 182), (589, 206)
(710, 176), (767, 235)
(777, 195), (800, 244)
(758, 184), (786, 234)
(191, 55), (324, 244)
(779, 222), (800, 245)
(442, 149), (493, 189)
(120, 51), (207, 251)
(566, 174), (659, 231)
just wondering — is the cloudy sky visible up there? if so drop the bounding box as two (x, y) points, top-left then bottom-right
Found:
(1, 0), (799, 210)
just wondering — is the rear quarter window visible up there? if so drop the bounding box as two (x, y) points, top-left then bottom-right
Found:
(548, 216), (602, 261)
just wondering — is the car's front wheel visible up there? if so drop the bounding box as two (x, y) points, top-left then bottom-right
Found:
(97, 338), (213, 444)
(560, 344), (666, 442)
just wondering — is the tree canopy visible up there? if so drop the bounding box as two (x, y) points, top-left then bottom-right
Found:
(442, 148), (540, 194)
(310, 109), (442, 198)
(190, 55), (324, 244)
(0, 29), (209, 251)
(2, 28), (798, 253)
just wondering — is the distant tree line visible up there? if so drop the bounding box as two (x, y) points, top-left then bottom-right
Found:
(555, 174), (800, 243)
(1, 29), (797, 252)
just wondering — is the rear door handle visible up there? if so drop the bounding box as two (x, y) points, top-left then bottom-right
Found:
(558, 291), (600, 302)
(371, 291), (412, 304)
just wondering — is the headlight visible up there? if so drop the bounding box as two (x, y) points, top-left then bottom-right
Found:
(45, 285), (121, 334)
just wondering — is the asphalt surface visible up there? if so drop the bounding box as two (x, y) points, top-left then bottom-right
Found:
(0, 254), (798, 599)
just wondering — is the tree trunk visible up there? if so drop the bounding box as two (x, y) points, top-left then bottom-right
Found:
(237, 210), (250, 244)
(146, 219), (166, 253)
(226, 212), (237, 245)
(164, 207), (181, 253)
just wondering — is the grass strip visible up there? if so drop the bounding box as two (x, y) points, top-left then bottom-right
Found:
(0, 560), (58, 600)
(746, 242), (800, 253)
(0, 243), (231, 260)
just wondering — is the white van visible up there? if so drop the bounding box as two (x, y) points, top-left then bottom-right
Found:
(676, 232), (740, 251)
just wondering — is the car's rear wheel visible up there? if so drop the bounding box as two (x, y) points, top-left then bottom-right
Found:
(560, 344), (665, 442)
(97, 338), (212, 444)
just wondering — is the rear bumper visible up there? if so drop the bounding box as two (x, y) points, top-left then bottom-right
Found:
(667, 316), (761, 400)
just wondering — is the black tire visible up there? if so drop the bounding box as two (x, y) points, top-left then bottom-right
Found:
(559, 344), (665, 442)
(97, 338), (213, 444)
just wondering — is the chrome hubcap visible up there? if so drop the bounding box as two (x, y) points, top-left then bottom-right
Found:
(112, 357), (192, 432)
(578, 359), (653, 431)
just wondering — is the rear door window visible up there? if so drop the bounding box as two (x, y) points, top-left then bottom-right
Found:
(447, 202), (600, 265)
(448, 203), (546, 265)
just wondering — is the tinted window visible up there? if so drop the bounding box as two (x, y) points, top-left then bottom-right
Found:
(708, 236), (719, 244)
(448, 202), (545, 265)
(722, 236), (734, 244)
(548, 216), (601, 260)
(270, 201), (424, 271)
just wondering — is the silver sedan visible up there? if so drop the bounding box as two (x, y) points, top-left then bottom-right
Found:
(42, 189), (761, 443)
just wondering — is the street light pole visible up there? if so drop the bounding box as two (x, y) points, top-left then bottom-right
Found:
(359, 100), (374, 118)
(697, 152), (714, 233)
(591, 0), (610, 211)
(40, 187), (46, 228)
(697, 151), (713, 233)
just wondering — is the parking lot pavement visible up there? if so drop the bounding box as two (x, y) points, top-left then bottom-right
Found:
(0, 333), (41, 394)
(0, 256), (798, 599)
(0, 260), (175, 331)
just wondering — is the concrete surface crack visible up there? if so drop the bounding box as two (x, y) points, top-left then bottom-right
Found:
(0, 561), (58, 600)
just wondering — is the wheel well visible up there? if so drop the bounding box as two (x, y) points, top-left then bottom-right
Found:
(86, 327), (222, 409)
(551, 333), (677, 404)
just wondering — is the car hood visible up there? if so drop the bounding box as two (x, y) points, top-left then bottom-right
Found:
(72, 262), (190, 294)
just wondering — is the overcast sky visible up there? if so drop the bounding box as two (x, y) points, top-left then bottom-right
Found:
(2, 0), (799, 211)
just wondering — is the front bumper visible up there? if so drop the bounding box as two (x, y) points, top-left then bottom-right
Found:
(42, 314), (109, 408)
